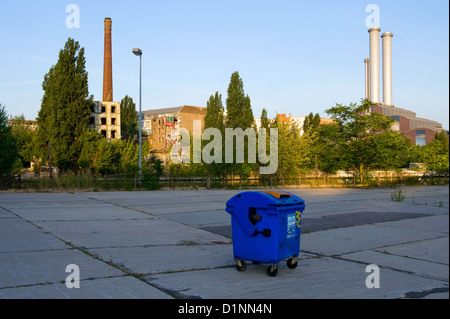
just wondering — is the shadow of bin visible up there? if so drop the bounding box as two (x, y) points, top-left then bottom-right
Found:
(226, 191), (306, 277)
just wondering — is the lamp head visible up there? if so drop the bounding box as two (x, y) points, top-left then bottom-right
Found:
(132, 48), (142, 56)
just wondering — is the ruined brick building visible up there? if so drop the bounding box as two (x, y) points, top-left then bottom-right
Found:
(142, 105), (207, 157)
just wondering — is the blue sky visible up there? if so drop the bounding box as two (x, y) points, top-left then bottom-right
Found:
(0, 0), (448, 128)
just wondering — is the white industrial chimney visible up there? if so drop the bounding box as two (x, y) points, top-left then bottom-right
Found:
(382, 32), (394, 106)
(368, 28), (381, 104)
(364, 58), (370, 100)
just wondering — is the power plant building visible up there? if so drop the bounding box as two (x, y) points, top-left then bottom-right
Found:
(364, 28), (443, 145)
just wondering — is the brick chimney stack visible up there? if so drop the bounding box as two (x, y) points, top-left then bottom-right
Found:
(103, 18), (113, 102)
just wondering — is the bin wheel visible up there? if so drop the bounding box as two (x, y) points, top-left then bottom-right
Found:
(235, 260), (247, 272)
(267, 264), (278, 277)
(287, 257), (298, 269)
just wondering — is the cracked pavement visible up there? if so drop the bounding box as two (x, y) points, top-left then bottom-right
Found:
(0, 185), (448, 299)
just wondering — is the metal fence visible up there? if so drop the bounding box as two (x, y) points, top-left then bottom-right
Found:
(0, 175), (22, 190)
(1, 172), (448, 191)
(159, 174), (449, 189)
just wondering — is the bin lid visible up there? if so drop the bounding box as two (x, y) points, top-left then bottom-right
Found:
(260, 191), (292, 199)
(226, 191), (305, 209)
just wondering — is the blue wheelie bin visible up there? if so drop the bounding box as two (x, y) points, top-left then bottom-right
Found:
(226, 191), (306, 277)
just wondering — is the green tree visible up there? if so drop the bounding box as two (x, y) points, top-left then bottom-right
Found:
(204, 92), (225, 131)
(225, 71), (254, 129)
(427, 130), (449, 154)
(0, 104), (19, 175)
(224, 72), (255, 179)
(143, 155), (164, 190)
(9, 115), (34, 168)
(302, 112), (330, 179)
(260, 108), (270, 129)
(423, 130), (449, 173)
(302, 112), (321, 134)
(78, 130), (102, 172)
(117, 138), (140, 173)
(78, 131), (153, 176)
(371, 130), (412, 170)
(325, 100), (411, 182)
(77, 130), (114, 175)
(120, 95), (138, 140)
(37, 38), (93, 172)
(313, 123), (343, 180)
(203, 92), (226, 179)
(274, 115), (310, 183)
(92, 139), (114, 175)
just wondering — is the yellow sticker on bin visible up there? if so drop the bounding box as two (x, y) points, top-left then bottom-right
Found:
(295, 211), (302, 228)
(261, 191), (291, 199)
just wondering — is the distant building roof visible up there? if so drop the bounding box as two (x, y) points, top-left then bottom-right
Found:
(320, 118), (334, 124)
(142, 106), (183, 117)
(180, 105), (207, 114)
(142, 105), (206, 118)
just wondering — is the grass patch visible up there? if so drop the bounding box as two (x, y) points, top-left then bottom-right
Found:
(391, 190), (405, 202)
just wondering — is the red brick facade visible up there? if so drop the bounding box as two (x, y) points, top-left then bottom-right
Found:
(371, 104), (443, 145)
(403, 128), (436, 145)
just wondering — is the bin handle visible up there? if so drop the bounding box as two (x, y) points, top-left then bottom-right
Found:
(261, 191), (291, 199)
(254, 228), (271, 237)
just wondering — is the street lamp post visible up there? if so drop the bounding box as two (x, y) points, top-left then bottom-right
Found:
(132, 48), (142, 184)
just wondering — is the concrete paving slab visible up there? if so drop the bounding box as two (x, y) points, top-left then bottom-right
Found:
(304, 199), (448, 218)
(377, 215), (449, 234)
(300, 222), (441, 256)
(291, 189), (389, 204)
(200, 225), (232, 238)
(129, 201), (226, 215)
(401, 188), (449, 204)
(162, 209), (230, 228)
(374, 236), (449, 265)
(146, 256), (446, 299)
(291, 186), (449, 207)
(341, 249), (448, 281)
(301, 211), (429, 233)
(423, 292), (450, 299)
(11, 205), (151, 222)
(0, 192), (87, 202)
(0, 276), (172, 299)
(0, 218), (67, 253)
(0, 249), (124, 288)
(34, 218), (232, 249)
(0, 207), (16, 219)
(0, 193), (95, 209)
(89, 244), (234, 275)
(81, 190), (239, 204)
(303, 202), (383, 217)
